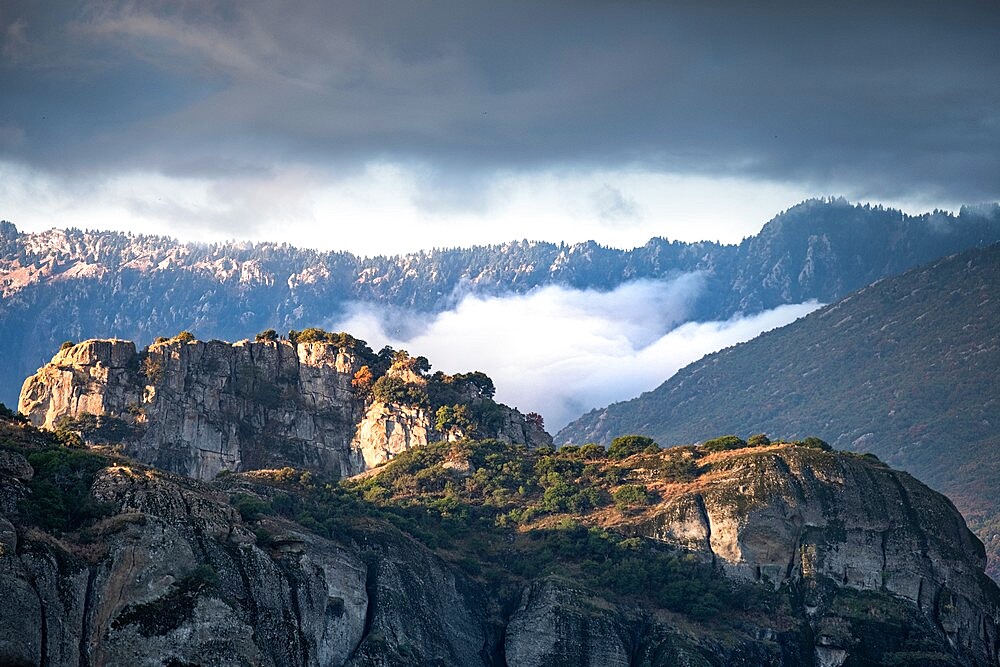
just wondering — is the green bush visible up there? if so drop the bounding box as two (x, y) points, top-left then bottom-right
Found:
(578, 444), (606, 460)
(230, 493), (272, 522)
(54, 413), (135, 444)
(702, 435), (748, 452)
(112, 565), (218, 636)
(613, 484), (651, 509)
(747, 433), (771, 448)
(797, 436), (833, 451)
(0, 402), (26, 423)
(254, 328), (278, 342)
(21, 448), (113, 532)
(371, 375), (429, 407)
(608, 435), (657, 459)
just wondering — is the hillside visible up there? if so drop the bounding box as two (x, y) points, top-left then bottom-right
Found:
(2, 198), (999, 407)
(558, 243), (1000, 576)
(1, 413), (998, 665)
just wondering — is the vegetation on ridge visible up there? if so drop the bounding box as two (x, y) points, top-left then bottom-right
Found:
(0, 407), (980, 664)
(557, 242), (1000, 579)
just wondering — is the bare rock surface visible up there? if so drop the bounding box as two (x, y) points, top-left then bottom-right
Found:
(629, 445), (1000, 663)
(19, 338), (551, 480)
(0, 437), (998, 665)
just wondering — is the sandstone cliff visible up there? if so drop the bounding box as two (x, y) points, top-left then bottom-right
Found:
(18, 338), (551, 480)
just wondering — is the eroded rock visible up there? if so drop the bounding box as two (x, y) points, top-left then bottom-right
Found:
(19, 338), (551, 481)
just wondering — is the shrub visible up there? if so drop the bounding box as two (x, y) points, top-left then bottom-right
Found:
(230, 493), (272, 522)
(54, 413), (135, 444)
(609, 435), (656, 459)
(541, 480), (601, 513)
(470, 400), (503, 434)
(747, 433), (771, 448)
(798, 436), (832, 451)
(427, 370), (496, 407)
(436, 404), (474, 434)
(112, 565), (218, 636)
(352, 366), (374, 393)
(254, 329), (278, 342)
(21, 448), (113, 532)
(371, 375), (429, 407)
(294, 327), (330, 344)
(173, 331), (195, 343)
(0, 402), (26, 423)
(613, 484), (651, 509)
(702, 435), (748, 452)
(60, 340), (75, 351)
(579, 444), (606, 460)
(142, 356), (165, 383)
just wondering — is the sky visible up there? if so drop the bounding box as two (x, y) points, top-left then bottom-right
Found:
(1, 1), (999, 255)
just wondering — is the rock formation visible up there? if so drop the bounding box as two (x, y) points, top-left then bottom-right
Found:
(7, 332), (1000, 665)
(2, 415), (999, 665)
(18, 337), (551, 480)
(625, 444), (1000, 664)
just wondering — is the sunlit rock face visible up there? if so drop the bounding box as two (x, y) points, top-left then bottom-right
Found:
(631, 445), (1000, 662)
(19, 338), (551, 480)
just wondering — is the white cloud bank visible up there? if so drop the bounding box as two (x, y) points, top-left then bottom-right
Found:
(330, 276), (822, 431)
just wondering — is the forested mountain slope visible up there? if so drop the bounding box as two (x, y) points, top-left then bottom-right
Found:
(2, 198), (998, 407)
(558, 243), (1000, 577)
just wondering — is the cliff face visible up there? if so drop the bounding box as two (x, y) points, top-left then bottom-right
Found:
(624, 445), (1000, 663)
(0, 450), (478, 667)
(18, 338), (551, 480)
(0, 410), (1000, 667)
(2, 424), (999, 666)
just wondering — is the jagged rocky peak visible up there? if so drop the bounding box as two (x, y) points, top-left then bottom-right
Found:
(18, 332), (552, 480)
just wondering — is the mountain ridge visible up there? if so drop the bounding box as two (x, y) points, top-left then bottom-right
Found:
(3, 198), (999, 410)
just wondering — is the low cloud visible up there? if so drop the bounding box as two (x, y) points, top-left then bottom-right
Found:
(330, 277), (822, 430)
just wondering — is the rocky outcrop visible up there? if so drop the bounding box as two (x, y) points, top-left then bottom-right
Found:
(629, 445), (1000, 664)
(350, 402), (431, 471)
(503, 577), (803, 666)
(2, 426), (1000, 665)
(19, 338), (551, 480)
(0, 458), (392, 667)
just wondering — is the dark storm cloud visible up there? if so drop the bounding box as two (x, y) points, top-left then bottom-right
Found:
(1, 0), (998, 202)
